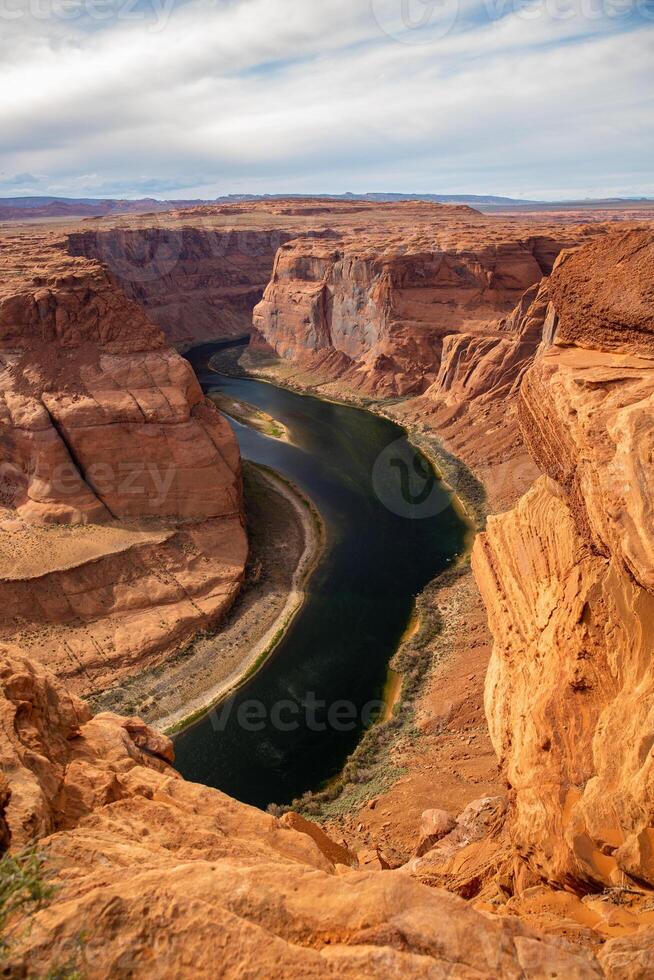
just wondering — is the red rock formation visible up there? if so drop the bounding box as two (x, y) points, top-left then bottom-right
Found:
(251, 209), (599, 397)
(2, 203), (654, 970)
(0, 647), (611, 977)
(0, 234), (247, 693)
(389, 280), (551, 509)
(473, 229), (654, 891)
(68, 224), (295, 347)
(246, 205), (613, 512)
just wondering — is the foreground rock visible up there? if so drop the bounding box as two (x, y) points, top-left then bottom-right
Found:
(0, 648), (609, 977)
(0, 234), (247, 693)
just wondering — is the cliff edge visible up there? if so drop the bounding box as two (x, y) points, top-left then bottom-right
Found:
(473, 229), (654, 893)
(0, 234), (247, 695)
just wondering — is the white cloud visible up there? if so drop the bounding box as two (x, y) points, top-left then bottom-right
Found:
(0, 0), (651, 198)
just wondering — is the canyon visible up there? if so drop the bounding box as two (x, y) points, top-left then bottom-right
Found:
(0, 233), (247, 695)
(1, 200), (653, 975)
(67, 221), (295, 348)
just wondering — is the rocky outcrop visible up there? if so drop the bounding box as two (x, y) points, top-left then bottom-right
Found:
(2, 204), (654, 973)
(248, 207), (610, 513)
(68, 225), (294, 347)
(473, 229), (654, 892)
(389, 280), (552, 509)
(0, 647), (610, 977)
(0, 235), (247, 694)
(252, 211), (598, 398)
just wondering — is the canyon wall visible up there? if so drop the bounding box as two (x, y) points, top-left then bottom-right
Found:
(251, 218), (594, 398)
(246, 208), (654, 911)
(389, 279), (553, 508)
(68, 223), (293, 347)
(0, 645), (615, 977)
(2, 204), (653, 971)
(249, 208), (608, 510)
(0, 234), (247, 695)
(472, 229), (654, 891)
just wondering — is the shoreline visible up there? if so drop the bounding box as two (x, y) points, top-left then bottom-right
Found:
(221, 351), (489, 824)
(156, 465), (325, 736)
(223, 349), (482, 538)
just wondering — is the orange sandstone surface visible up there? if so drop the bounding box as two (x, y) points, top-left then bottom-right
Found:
(0, 648), (629, 977)
(473, 230), (654, 893)
(0, 234), (247, 694)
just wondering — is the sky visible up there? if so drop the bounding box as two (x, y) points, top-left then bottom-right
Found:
(0, 0), (652, 200)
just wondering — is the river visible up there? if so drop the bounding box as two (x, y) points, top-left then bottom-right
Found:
(173, 342), (468, 809)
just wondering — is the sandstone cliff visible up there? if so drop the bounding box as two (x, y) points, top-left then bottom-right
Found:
(2, 204), (653, 973)
(389, 279), (552, 509)
(0, 647), (618, 977)
(0, 234), (247, 694)
(67, 224), (293, 348)
(247, 206), (609, 510)
(251, 210), (598, 398)
(473, 229), (654, 892)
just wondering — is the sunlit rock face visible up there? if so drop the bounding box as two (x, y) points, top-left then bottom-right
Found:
(0, 647), (605, 978)
(473, 229), (654, 891)
(251, 204), (598, 397)
(0, 235), (246, 693)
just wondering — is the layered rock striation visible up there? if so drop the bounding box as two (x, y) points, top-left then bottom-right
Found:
(247, 204), (611, 510)
(2, 204), (654, 972)
(473, 229), (654, 891)
(0, 647), (613, 977)
(251, 207), (599, 398)
(0, 234), (247, 694)
(68, 223), (294, 347)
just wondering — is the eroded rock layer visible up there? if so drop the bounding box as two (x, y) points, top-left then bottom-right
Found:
(2, 203), (654, 973)
(251, 205), (601, 398)
(68, 223), (294, 347)
(0, 234), (247, 693)
(0, 648), (612, 977)
(473, 229), (654, 892)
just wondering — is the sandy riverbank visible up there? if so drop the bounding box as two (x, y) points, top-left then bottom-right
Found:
(88, 462), (323, 734)
(208, 390), (290, 442)
(158, 466), (323, 735)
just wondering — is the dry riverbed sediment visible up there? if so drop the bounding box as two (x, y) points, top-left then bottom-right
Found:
(89, 462), (322, 734)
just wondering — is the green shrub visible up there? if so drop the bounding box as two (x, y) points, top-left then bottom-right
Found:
(0, 847), (85, 978)
(0, 845), (55, 959)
